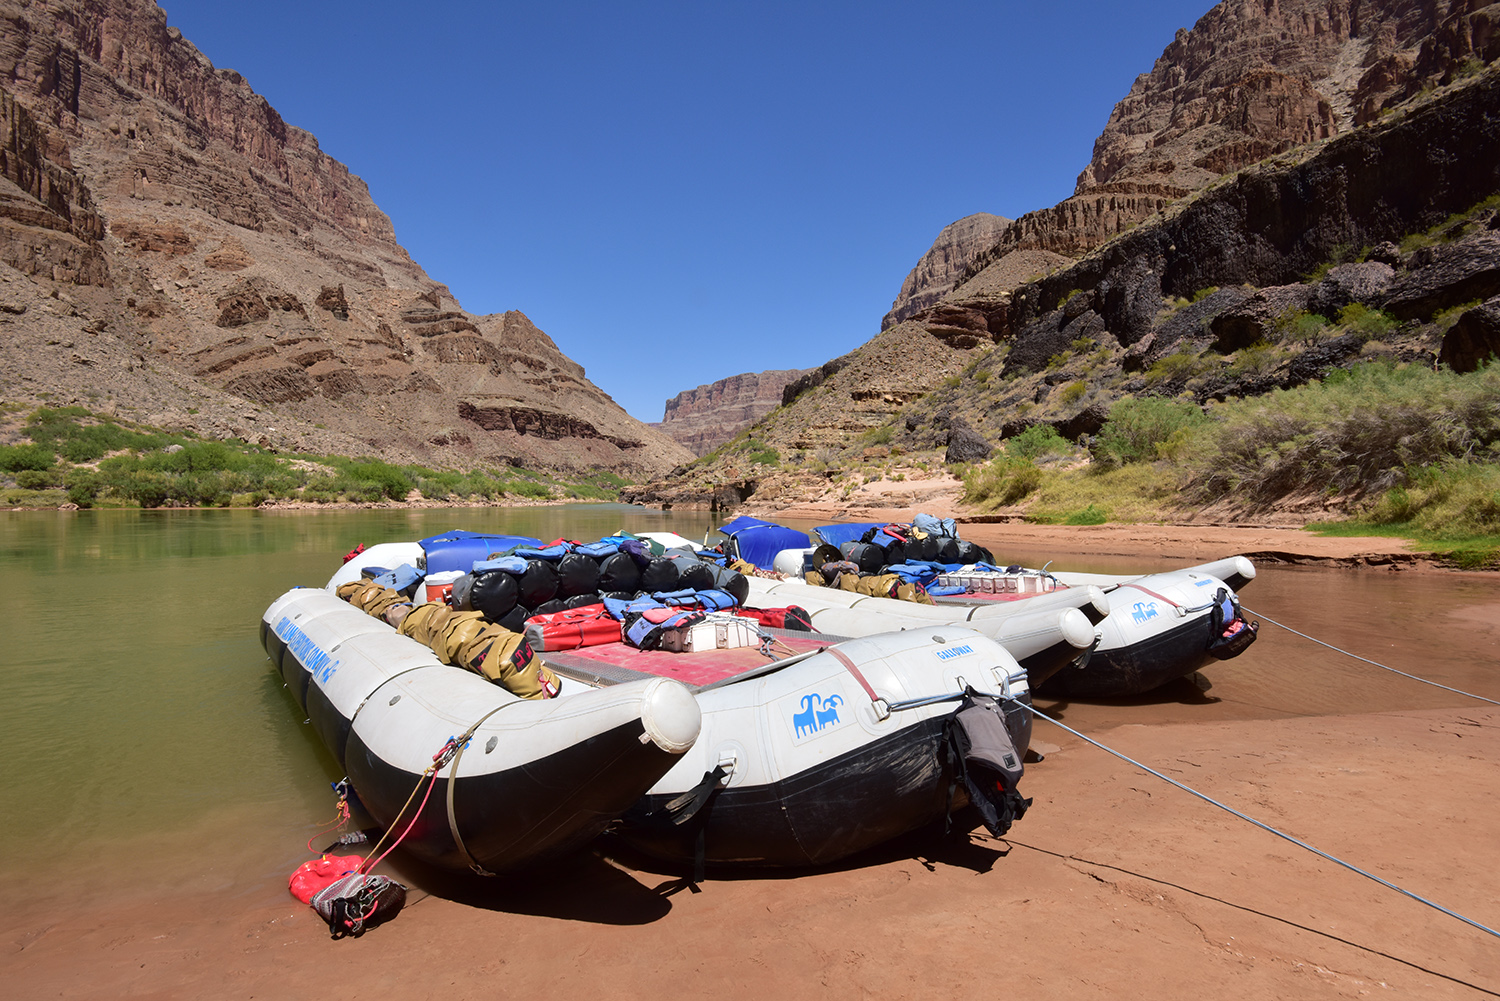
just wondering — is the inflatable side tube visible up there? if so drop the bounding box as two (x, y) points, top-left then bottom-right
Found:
(261, 588), (701, 873)
(1039, 612), (1214, 698)
(745, 576), (1110, 627)
(972, 606), (1098, 688)
(1179, 556), (1255, 592)
(327, 542), (426, 590)
(1049, 556), (1256, 594)
(615, 628), (1030, 868)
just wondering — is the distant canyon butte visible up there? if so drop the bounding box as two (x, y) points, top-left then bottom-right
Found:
(0, 0), (1497, 485)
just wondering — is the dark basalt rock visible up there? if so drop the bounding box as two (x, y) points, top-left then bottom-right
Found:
(1140, 286), (1256, 369)
(1008, 308), (1109, 376)
(1440, 295), (1500, 372)
(1286, 332), (1366, 384)
(1055, 404), (1111, 441)
(1383, 233), (1500, 321)
(1210, 285), (1313, 352)
(1308, 262), (1396, 318)
(945, 424), (993, 463)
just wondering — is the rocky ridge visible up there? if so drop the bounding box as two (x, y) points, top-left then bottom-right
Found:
(956, 0), (1500, 284)
(0, 0), (691, 476)
(872, 0), (1500, 336)
(653, 368), (812, 456)
(880, 212), (1010, 329)
(626, 48), (1500, 509)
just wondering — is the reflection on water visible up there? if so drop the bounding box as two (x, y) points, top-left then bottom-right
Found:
(0, 506), (1493, 885)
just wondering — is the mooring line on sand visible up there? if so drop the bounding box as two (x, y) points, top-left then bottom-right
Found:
(999, 838), (1500, 998)
(1017, 702), (1500, 941)
(1242, 606), (1500, 708)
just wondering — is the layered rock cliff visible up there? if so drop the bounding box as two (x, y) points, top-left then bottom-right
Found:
(957, 0), (1500, 285)
(654, 368), (811, 456)
(880, 213), (1010, 329)
(0, 0), (692, 476)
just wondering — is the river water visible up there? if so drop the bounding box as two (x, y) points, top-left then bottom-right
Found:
(1, 506), (1495, 892)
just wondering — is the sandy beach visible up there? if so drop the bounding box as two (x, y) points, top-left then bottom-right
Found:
(5, 521), (1498, 1000)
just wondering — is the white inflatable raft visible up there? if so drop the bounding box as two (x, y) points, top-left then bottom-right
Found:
(762, 550), (1259, 697)
(261, 565), (701, 874)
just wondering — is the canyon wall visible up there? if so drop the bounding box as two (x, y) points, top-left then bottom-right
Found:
(654, 368), (811, 456)
(0, 0), (692, 476)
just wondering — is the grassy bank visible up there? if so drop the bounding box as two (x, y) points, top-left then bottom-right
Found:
(0, 405), (629, 509)
(958, 362), (1500, 567)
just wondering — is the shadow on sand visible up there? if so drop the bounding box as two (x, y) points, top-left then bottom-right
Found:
(374, 806), (1014, 923)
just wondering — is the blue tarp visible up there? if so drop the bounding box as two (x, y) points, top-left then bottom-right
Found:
(718, 515), (780, 536)
(419, 530), (542, 574)
(814, 522), (882, 547)
(726, 523), (810, 570)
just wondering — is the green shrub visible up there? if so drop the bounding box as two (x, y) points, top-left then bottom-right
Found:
(748, 448), (780, 466)
(0, 443), (55, 471)
(1434, 299), (1482, 332)
(1094, 397), (1209, 466)
(64, 469), (100, 507)
(1060, 381), (1087, 404)
(962, 457), (1042, 507)
(505, 480), (552, 500)
(1279, 310), (1330, 344)
(1063, 503), (1109, 525)
(1009, 425), (1071, 461)
(330, 459), (413, 501)
(1360, 462), (1500, 543)
(1145, 346), (1202, 384)
(1191, 362), (1500, 502)
(14, 468), (62, 489)
(24, 406), (177, 462)
(1337, 303), (1397, 339)
(1230, 340), (1279, 377)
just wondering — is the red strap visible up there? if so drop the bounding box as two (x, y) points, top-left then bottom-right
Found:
(1118, 582), (1181, 608)
(827, 647), (879, 703)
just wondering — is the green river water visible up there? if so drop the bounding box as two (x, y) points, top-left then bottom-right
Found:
(0, 506), (727, 881)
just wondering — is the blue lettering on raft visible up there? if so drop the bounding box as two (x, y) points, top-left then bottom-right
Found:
(935, 644), (974, 661)
(276, 616), (341, 684)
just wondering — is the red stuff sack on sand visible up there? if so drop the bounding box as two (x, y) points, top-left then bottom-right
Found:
(289, 854), (365, 904)
(289, 855), (407, 939)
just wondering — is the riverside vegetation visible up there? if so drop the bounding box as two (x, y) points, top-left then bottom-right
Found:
(960, 361), (1500, 567)
(0, 405), (628, 509)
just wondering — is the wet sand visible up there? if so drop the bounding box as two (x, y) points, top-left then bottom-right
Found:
(5, 523), (1499, 999)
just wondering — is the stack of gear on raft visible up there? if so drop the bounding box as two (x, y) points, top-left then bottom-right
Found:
(799, 515), (997, 602)
(337, 578), (561, 699)
(335, 532), (816, 680)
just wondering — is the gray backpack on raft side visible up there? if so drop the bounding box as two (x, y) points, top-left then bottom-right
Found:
(944, 693), (1032, 838)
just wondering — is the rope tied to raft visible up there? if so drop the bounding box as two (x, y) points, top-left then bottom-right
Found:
(1011, 699), (1500, 941)
(1243, 605), (1500, 708)
(355, 736), (464, 874)
(305, 778), (353, 853)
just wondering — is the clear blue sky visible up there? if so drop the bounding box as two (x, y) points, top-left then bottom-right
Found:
(159, 1), (1213, 422)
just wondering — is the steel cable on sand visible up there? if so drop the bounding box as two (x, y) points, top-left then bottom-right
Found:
(1014, 701), (1500, 941)
(1243, 605), (1500, 707)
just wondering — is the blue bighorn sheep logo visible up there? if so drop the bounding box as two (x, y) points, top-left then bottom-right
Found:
(1130, 601), (1160, 625)
(792, 693), (844, 737)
